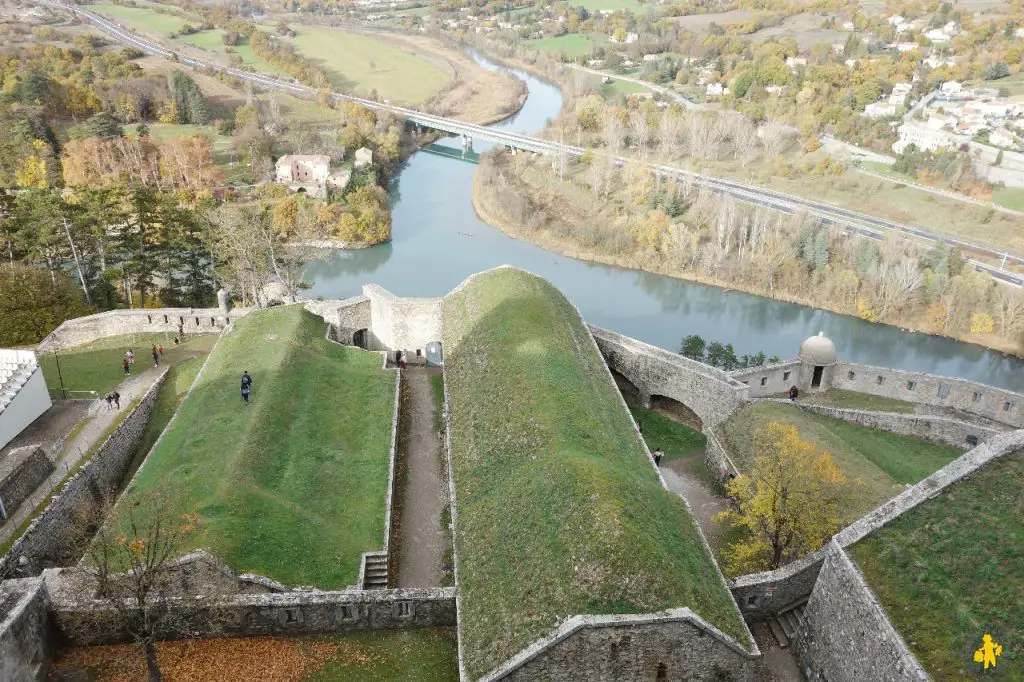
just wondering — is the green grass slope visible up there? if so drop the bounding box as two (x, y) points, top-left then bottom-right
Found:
(442, 268), (746, 678)
(121, 306), (396, 588)
(849, 451), (1023, 680)
(721, 402), (960, 521)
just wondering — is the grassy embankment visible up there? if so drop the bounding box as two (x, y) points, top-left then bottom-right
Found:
(527, 34), (600, 57)
(849, 452), (1023, 679)
(38, 333), (216, 398)
(118, 306), (396, 588)
(628, 403), (712, 486)
(50, 628), (459, 681)
(443, 268), (746, 678)
(796, 388), (917, 413)
(720, 402), (961, 521)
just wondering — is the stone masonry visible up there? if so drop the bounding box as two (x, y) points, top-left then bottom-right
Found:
(0, 577), (54, 682)
(0, 447), (54, 522)
(0, 371), (168, 577)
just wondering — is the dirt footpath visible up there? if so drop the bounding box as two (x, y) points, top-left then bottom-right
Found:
(395, 368), (447, 588)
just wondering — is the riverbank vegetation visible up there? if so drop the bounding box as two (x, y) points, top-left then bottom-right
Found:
(849, 451), (1023, 678)
(475, 148), (1024, 357)
(719, 401), (961, 523)
(119, 306), (396, 588)
(443, 267), (746, 678)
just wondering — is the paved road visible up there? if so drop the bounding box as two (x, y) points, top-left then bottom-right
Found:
(44, 0), (1024, 285)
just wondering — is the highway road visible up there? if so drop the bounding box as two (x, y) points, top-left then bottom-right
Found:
(41, 0), (1024, 286)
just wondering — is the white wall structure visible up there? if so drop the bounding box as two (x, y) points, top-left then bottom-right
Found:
(0, 350), (53, 451)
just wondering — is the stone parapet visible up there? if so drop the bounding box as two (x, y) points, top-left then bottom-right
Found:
(36, 308), (252, 352)
(0, 576), (54, 682)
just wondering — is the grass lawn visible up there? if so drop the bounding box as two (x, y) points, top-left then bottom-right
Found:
(89, 2), (198, 36)
(176, 31), (288, 76)
(49, 629), (459, 681)
(443, 268), (746, 678)
(994, 187), (1024, 212)
(281, 25), (449, 104)
(527, 34), (599, 57)
(798, 388), (917, 414)
(601, 79), (652, 96)
(568, 0), (647, 11)
(38, 333), (216, 399)
(118, 306), (396, 588)
(849, 452), (1023, 680)
(629, 403), (715, 488)
(720, 402), (961, 521)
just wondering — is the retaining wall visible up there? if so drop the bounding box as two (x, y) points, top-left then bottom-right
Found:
(303, 297), (371, 345)
(0, 577), (54, 682)
(794, 545), (928, 682)
(833, 362), (1024, 428)
(783, 401), (1004, 448)
(728, 360), (802, 398)
(363, 285), (443, 356)
(0, 447), (54, 522)
(729, 549), (827, 621)
(0, 371), (168, 577)
(590, 326), (749, 429)
(481, 610), (759, 682)
(36, 308), (252, 352)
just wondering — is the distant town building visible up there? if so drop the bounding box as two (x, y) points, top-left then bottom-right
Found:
(940, 81), (963, 95)
(923, 56), (957, 69)
(893, 122), (959, 153)
(865, 102), (898, 118)
(785, 57), (806, 70)
(990, 129), (1016, 148)
(705, 82), (727, 97)
(276, 154), (331, 184)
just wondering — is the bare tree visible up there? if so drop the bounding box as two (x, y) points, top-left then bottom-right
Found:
(760, 118), (793, 158)
(993, 284), (1024, 338)
(63, 491), (226, 682)
(731, 116), (760, 167)
(209, 205), (275, 308)
(629, 110), (651, 158)
(658, 110), (684, 160)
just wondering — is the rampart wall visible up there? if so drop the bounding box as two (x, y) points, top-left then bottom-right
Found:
(728, 360), (802, 398)
(832, 361), (1023, 428)
(780, 401), (1004, 448)
(589, 326), (749, 429)
(304, 297), (371, 345)
(0, 371), (168, 577)
(36, 308), (252, 352)
(481, 610), (759, 682)
(363, 285), (443, 357)
(794, 545), (929, 682)
(0, 447), (54, 521)
(0, 577), (54, 682)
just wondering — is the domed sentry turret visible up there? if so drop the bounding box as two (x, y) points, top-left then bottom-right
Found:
(797, 331), (837, 392)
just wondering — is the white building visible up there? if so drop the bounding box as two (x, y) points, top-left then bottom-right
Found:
(887, 14), (904, 25)
(354, 147), (374, 169)
(924, 28), (951, 43)
(865, 102), (898, 118)
(705, 82), (726, 97)
(990, 129), (1016, 148)
(940, 81), (963, 95)
(0, 350), (51, 452)
(893, 122), (956, 152)
(785, 57), (806, 70)
(923, 56), (956, 69)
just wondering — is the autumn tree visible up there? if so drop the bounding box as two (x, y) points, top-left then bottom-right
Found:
(0, 263), (93, 345)
(63, 491), (224, 682)
(714, 422), (848, 574)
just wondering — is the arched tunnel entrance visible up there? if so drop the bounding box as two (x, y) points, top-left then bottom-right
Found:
(649, 394), (704, 432)
(609, 369), (640, 402)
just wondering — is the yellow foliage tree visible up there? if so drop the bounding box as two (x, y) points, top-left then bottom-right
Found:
(969, 312), (994, 335)
(856, 295), (879, 322)
(714, 422), (848, 575)
(631, 210), (670, 252)
(15, 140), (51, 188)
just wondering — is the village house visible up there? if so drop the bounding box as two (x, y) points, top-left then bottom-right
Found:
(275, 154), (351, 198)
(865, 102), (898, 118)
(990, 129), (1016, 148)
(354, 147), (374, 170)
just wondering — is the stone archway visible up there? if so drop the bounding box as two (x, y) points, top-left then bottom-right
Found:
(609, 368), (641, 403)
(649, 394), (704, 432)
(352, 328), (368, 349)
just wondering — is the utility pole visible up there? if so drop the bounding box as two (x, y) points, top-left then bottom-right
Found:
(54, 350), (66, 400)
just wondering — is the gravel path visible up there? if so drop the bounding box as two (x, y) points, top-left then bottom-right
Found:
(395, 368), (447, 588)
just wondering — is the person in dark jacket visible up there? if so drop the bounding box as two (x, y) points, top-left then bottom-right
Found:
(241, 371), (253, 404)
(788, 385), (799, 401)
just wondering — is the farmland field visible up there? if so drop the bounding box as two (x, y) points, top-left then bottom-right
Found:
(89, 2), (199, 36)
(281, 25), (450, 103)
(527, 34), (599, 56)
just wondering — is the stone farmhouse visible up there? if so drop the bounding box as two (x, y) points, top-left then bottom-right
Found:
(1, 267), (1021, 681)
(274, 154), (351, 197)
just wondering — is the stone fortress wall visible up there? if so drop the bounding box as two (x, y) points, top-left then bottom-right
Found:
(0, 447), (54, 522)
(0, 370), (169, 578)
(36, 307), (252, 353)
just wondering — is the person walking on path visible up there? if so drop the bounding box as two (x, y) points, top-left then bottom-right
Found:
(152, 346), (160, 367)
(158, 344), (164, 357)
(241, 371), (253, 405)
(105, 393), (114, 410)
(653, 448), (663, 467)
(788, 385), (799, 402)
(122, 357), (130, 376)
(126, 349), (135, 365)
(111, 391), (120, 410)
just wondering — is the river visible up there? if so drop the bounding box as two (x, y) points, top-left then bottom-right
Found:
(304, 56), (1024, 392)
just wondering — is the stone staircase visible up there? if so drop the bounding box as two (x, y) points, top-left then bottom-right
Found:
(767, 599), (808, 649)
(361, 552), (389, 589)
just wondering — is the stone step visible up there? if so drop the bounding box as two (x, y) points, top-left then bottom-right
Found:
(767, 618), (789, 649)
(784, 611), (801, 634)
(366, 568), (388, 577)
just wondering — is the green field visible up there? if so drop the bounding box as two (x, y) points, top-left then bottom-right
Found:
(89, 2), (199, 36)
(601, 79), (652, 96)
(50, 628), (459, 681)
(176, 30), (287, 76)
(38, 333), (216, 399)
(569, 0), (647, 11)
(118, 306), (396, 588)
(720, 402), (961, 521)
(798, 389), (917, 413)
(527, 34), (599, 56)
(443, 268), (746, 678)
(281, 25), (449, 103)
(994, 187), (1024, 212)
(849, 452), (1023, 679)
